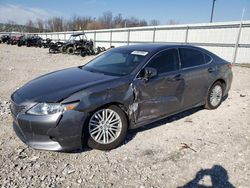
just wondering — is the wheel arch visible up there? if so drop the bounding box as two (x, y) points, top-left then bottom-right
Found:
(87, 102), (130, 124)
(212, 78), (226, 91)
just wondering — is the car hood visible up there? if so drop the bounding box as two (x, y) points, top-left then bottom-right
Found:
(16, 67), (118, 102)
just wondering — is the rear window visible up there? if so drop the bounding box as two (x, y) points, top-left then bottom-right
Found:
(180, 48), (211, 68)
(204, 53), (212, 63)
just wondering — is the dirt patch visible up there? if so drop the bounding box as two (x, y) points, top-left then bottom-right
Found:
(0, 44), (250, 187)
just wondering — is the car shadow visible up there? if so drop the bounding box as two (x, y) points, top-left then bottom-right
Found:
(125, 106), (203, 144)
(177, 165), (235, 188)
(125, 94), (228, 144)
(70, 106), (203, 153)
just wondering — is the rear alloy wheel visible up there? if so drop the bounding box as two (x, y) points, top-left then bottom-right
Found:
(86, 105), (128, 150)
(205, 81), (224, 109)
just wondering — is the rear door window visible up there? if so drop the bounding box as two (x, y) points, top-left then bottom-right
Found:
(180, 48), (207, 68)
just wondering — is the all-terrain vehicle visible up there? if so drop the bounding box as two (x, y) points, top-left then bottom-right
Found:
(49, 40), (65, 53)
(8, 35), (25, 45)
(6, 36), (16, 45)
(17, 35), (28, 47)
(25, 35), (43, 47)
(0, 35), (11, 43)
(49, 32), (87, 54)
(41, 38), (52, 48)
(49, 32), (107, 56)
(60, 32), (89, 55)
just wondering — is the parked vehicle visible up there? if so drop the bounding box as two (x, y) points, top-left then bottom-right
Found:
(25, 35), (43, 47)
(10, 44), (233, 151)
(0, 35), (10, 43)
(79, 40), (95, 56)
(7, 35), (24, 45)
(61, 32), (88, 55)
(17, 36), (28, 47)
(49, 41), (65, 53)
(6, 36), (16, 45)
(41, 38), (52, 48)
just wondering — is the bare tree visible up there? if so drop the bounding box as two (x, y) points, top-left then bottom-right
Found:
(124, 17), (147, 27)
(86, 21), (104, 30)
(99, 11), (113, 28)
(139, 19), (148, 26)
(20, 11), (161, 32)
(25, 20), (37, 32)
(113, 13), (123, 28)
(167, 19), (179, 25)
(47, 17), (64, 32)
(150, 19), (160, 26)
(36, 19), (44, 32)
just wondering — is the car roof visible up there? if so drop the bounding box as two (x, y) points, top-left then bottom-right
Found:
(114, 44), (204, 54)
(71, 32), (85, 37)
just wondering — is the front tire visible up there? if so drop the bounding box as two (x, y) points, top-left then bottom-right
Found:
(205, 81), (224, 110)
(86, 105), (128, 150)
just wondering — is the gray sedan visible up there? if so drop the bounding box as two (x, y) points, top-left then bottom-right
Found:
(10, 44), (233, 151)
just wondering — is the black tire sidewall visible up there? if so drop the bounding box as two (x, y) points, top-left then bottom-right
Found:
(80, 50), (86, 57)
(67, 47), (74, 54)
(206, 81), (224, 109)
(86, 105), (128, 150)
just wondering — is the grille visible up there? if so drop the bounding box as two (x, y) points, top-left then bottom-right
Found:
(10, 101), (26, 116)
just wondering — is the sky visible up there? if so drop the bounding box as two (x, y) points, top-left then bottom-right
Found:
(0, 0), (249, 25)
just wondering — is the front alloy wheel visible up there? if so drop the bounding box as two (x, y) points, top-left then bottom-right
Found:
(86, 105), (128, 150)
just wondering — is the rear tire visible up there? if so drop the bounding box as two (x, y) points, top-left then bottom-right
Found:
(86, 105), (128, 150)
(67, 47), (74, 54)
(205, 81), (224, 110)
(80, 50), (86, 57)
(61, 46), (67, 54)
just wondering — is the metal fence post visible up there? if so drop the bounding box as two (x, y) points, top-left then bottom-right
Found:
(94, 31), (97, 48)
(152, 27), (156, 43)
(185, 25), (189, 44)
(233, 22), (243, 64)
(127, 29), (130, 45)
(110, 30), (112, 47)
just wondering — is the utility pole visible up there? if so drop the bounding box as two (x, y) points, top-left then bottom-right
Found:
(210, 0), (216, 23)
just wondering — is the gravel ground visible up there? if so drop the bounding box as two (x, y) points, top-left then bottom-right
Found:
(0, 44), (250, 188)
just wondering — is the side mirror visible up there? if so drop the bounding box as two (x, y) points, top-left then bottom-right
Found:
(143, 67), (157, 81)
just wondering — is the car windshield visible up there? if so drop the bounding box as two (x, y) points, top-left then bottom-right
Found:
(82, 50), (148, 76)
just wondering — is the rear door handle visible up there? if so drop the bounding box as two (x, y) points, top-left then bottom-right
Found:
(166, 74), (182, 82)
(174, 74), (182, 81)
(208, 67), (215, 73)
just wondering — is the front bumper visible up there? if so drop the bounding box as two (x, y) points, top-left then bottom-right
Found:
(11, 106), (87, 151)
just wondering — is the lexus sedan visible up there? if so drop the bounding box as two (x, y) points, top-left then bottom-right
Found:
(10, 44), (233, 151)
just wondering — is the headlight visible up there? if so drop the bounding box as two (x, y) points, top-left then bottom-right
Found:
(27, 102), (79, 115)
